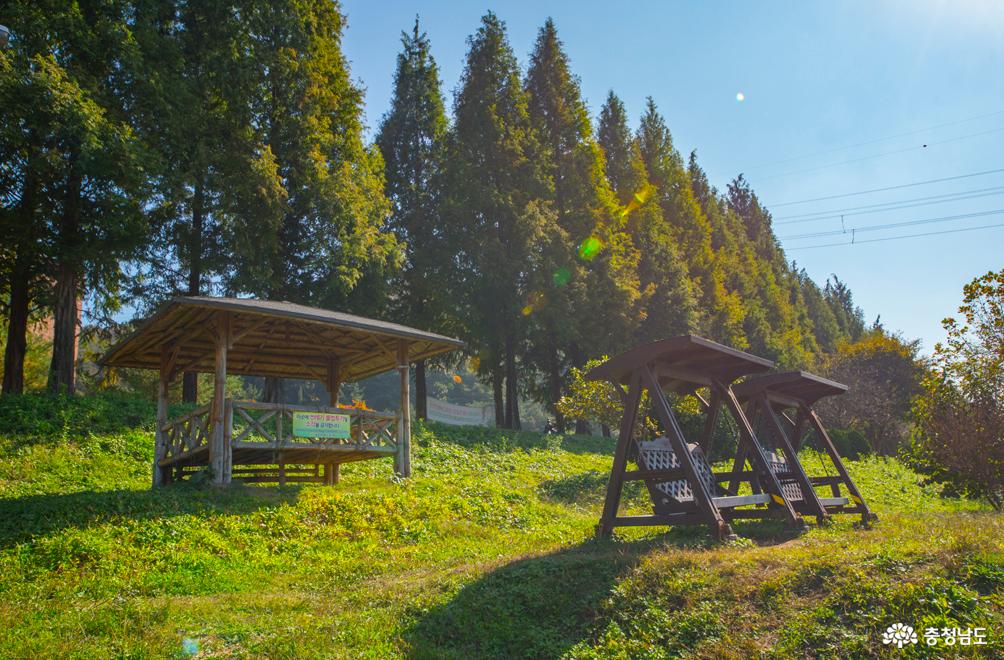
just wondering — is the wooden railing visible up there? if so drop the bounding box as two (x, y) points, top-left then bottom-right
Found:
(160, 404), (212, 465)
(229, 400), (399, 451)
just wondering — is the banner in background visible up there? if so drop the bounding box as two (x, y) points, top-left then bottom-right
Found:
(426, 398), (490, 426)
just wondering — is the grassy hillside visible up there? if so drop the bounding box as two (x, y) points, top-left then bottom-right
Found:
(0, 395), (1000, 658)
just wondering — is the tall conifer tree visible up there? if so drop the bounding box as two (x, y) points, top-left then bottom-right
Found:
(0, 0), (148, 395)
(598, 92), (695, 343)
(447, 12), (551, 428)
(132, 0), (284, 402)
(524, 21), (641, 429)
(376, 17), (448, 420)
(235, 0), (398, 401)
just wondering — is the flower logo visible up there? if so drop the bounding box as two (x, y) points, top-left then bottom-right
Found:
(882, 623), (918, 648)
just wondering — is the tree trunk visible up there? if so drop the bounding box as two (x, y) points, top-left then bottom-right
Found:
(492, 367), (503, 427)
(504, 331), (520, 430)
(415, 359), (427, 420)
(264, 376), (283, 403)
(2, 255), (30, 395)
(182, 179), (206, 404)
(48, 262), (79, 394)
(547, 339), (564, 431)
(48, 156), (82, 395)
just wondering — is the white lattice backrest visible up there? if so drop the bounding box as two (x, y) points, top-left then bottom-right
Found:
(637, 437), (717, 504)
(766, 453), (804, 502)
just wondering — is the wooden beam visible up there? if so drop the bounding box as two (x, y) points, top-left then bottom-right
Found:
(698, 390), (721, 456)
(805, 406), (876, 523)
(597, 373), (643, 538)
(153, 347), (172, 487)
(209, 312), (231, 485)
(395, 340), (411, 477)
(718, 382), (803, 528)
(757, 393), (829, 522)
(645, 365), (732, 540)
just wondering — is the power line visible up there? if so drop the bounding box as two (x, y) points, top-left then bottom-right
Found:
(786, 221), (1004, 250)
(780, 208), (1004, 241)
(744, 108), (1004, 171)
(770, 167), (1004, 208)
(775, 186), (1004, 225)
(754, 126), (1004, 182)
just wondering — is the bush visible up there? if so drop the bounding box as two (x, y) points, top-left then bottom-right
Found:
(0, 391), (158, 441)
(826, 427), (871, 460)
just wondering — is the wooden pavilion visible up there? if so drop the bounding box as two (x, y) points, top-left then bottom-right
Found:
(100, 297), (463, 487)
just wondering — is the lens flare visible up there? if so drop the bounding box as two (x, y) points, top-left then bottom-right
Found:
(578, 236), (602, 261)
(552, 266), (571, 287)
(453, 374), (462, 383)
(736, 92), (745, 102)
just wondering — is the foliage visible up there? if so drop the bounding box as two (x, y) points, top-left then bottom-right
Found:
(1, 0), (149, 394)
(0, 396), (997, 657)
(820, 327), (925, 455)
(0, 390), (158, 445)
(910, 269), (1004, 510)
(556, 358), (623, 431)
(444, 12), (553, 428)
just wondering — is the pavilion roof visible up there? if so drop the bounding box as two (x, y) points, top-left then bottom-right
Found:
(99, 297), (463, 382)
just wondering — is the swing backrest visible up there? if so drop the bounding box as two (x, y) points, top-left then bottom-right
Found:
(765, 453), (804, 502)
(637, 437), (717, 504)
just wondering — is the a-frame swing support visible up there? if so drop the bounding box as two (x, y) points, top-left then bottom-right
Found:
(734, 371), (877, 524)
(591, 336), (812, 541)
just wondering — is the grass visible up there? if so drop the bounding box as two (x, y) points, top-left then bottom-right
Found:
(0, 394), (1000, 658)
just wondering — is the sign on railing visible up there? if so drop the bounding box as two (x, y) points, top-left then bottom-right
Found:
(291, 411), (351, 439)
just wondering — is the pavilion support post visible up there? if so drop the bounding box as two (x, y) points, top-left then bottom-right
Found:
(395, 339), (411, 478)
(153, 348), (174, 487)
(210, 312), (231, 485)
(323, 357), (342, 485)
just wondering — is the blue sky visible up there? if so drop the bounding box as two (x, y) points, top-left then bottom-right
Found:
(341, 0), (1004, 353)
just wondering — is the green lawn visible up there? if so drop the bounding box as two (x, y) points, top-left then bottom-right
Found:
(0, 399), (1000, 658)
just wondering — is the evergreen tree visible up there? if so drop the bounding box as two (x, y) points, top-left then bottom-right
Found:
(376, 17), (449, 420)
(447, 12), (552, 428)
(636, 98), (733, 342)
(235, 0), (399, 401)
(597, 92), (695, 344)
(131, 0), (284, 402)
(597, 92), (644, 204)
(524, 20), (640, 429)
(825, 275), (866, 341)
(0, 0), (148, 395)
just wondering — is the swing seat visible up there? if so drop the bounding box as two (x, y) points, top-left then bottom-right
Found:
(639, 438), (771, 512)
(766, 453), (849, 507)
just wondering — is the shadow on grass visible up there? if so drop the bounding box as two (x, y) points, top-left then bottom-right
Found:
(0, 483), (301, 548)
(404, 521), (802, 659)
(403, 538), (658, 659)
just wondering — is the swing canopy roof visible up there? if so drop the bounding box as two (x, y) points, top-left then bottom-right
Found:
(733, 370), (847, 407)
(587, 335), (774, 393)
(99, 296), (464, 382)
